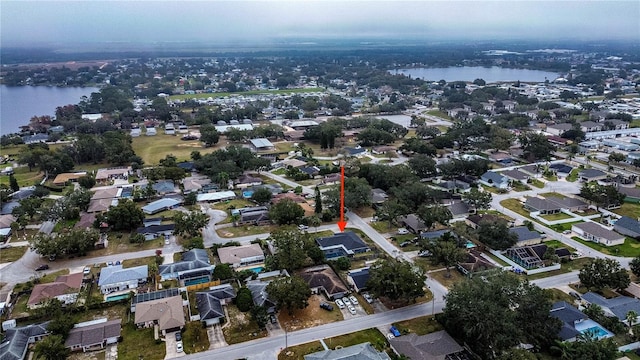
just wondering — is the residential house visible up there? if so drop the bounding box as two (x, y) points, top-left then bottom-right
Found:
(501, 169), (529, 184)
(65, 318), (121, 353)
(298, 265), (349, 300)
(98, 265), (148, 295)
(141, 198), (182, 215)
(572, 222), (625, 246)
(432, 179), (471, 193)
(299, 166), (321, 178)
(316, 232), (370, 259)
(95, 167), (130, 184)
(346, 267), (370, 293)
(0, 215), (16, 238)
(158, 249), (214, 286)
(370, 188), (389, 206)
(131, 288), (180, 313)
(398, 214), (427, 234)
(246, 270), (289, 313)
(489, 152), (513, 165)
(271, 193), (314, 216)
(550, 301), (611, 342)
(217, 244), (265, 270)
(235, 206), (270, 226)
(479, 171), (510, 190)
(134, 295), (185, 335)
(546, 123), (574, 136)
(548, 163), (574, 176)
(614, 216), (640, 239)
(135, 224), (175, 241)
(619, 186), (640, 203)
(509, 226), (543, 247)
(28, 273), (84, 309)
(52, 172), (87, 186)
(582, 292), (640, 325)
(372, 145), (397, 155)
(579, 140), (601, 153)
(249, 138), (275, 152)
(304, 342), (391, 360)
(578, 169), (608, 182)
(524, 195), (588, 215)
(281, 158), (307, 168)
(182, 176), (211, 194)
(388, 330), (465, 360)
(445, 200), (474, 219)
(235, 174), (262, 189)
(323, 173), (341, 185)
(196, 191), (236, 203)
(505, 244), (549, 269)
(604, 119), (629, 130)
(580, 121), (603, 133)
(0, 322), (50, 360)
(343, 147), (367, 157)
(22, 133), (49, 144)
(195, 284), (236, 326)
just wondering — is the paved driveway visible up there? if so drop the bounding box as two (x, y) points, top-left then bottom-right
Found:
(105, 344), (118, 360)
(207, 324), (228, 350)
(165, 331), (185, 359)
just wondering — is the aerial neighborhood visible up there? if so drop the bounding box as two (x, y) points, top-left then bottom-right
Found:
(2, 43), (640, 360)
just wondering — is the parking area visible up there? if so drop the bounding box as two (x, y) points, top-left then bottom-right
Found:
(334, 297), (366, 318)
(164, 331), (185, 359)
(207, 324), (228, 350)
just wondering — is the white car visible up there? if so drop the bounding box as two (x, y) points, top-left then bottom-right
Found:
(349, 296), (358, 305)
(176, 341), (183, 353)
(335, 299), (345, 309)
(83, 267), (91, 275)
(298, 224), (309, 230)
(342, 297), (351, 306)
(348, 305), (356, 315)
(165, 238), (170, 245)
(387, 333), (395, 340)
(397, 228), (409, 235)
(363, 293), (374, 303)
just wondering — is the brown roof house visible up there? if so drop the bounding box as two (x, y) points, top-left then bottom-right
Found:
(388, 330), (466, 360)
(298, 265), (349, 300)
(65, 318), (121, 353)
(217, 243), (265, 270)
(134, 295), (185, 335)
(28, 273), (84, 309)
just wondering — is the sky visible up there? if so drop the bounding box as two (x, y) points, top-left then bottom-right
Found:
(1, 1), (639, 48)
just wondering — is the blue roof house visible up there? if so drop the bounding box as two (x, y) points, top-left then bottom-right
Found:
(316, 232), (370, 259)
(141, 198), (182, 215)
(509, 226), (543, 247)
(347, 267), (370, 293)
(98, 265), (148, 295)
(582, 292), (640, 325)
(479, 171), (509, 190)
(550, 301), (613, 342)
(158, 249), (214, 286)
(614, 216), (640, 239)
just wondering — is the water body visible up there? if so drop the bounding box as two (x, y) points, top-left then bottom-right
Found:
(375, 114), (412, 128)
(1, 85), (99, 135)
(394, 66), (560, 83)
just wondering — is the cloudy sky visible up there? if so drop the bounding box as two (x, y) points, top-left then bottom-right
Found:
(2, 1), (639, 47)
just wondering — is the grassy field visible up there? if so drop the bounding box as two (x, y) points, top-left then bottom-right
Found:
(567, 169), (579, 182)
(217, 224), (278, 238)
(549, 221), (583, 232)
(429, 268), (467, 289)
(0, 246), (28, 263)
(530, 179), (545, 188)
(122, 256), (156, 268)
(425, 110), (453, 120)
(393, 315), (443, 336)
(131, 134), (223, 165)
(118, 323), (166, 360)
(614, 203), (640, 219)
(223, 304), (268, 345)
(572, 236), (640, 257)
(545, 288), (575, 304)
(0, 166), (44, 187)
(541, 212), (574, 221)
(500, 198), (532, 219)
(169, 87), (324, 101)
(524, 257), (593, 281)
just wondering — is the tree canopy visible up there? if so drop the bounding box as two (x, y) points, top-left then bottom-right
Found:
(265, 275), (311, 315)
(579, 258), (630, 292)
(103, 199), (145, 231)
(477, 220), (518, 250)
(269, 199), (305, 225)
(366, 258), (425, 303)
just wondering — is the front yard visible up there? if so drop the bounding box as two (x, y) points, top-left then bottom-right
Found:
(278, 294), (344, 332)
(278, 328), (387, 360)
(429, 268), (467, 289)
(614, 203), (640, 220)
(523, 257), (593, 281)
(0, 246), (28, 263)
(118, 323), (166, 360)
(393, 315), (443, 336)
(222, 304), (268, 345)
(216, 224), (279, 238)
(541, 212), (574, 221)
(182, 321), (210, 354)
(571, 236), (640, 257)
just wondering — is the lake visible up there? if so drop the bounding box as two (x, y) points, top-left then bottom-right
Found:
(393, 66), (560, 83)
(1, 85), (99, 136)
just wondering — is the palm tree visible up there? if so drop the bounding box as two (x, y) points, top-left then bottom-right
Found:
(218, 172), (230, 189)
(627, 310), (638, 337)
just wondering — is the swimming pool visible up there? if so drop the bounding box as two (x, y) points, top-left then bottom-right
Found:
(106, 294), (130, 302)
(249, 267), (264, 274)
(575, 319), (613, 339)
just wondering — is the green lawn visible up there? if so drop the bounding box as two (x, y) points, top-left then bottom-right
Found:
(549, 221), (583, 232)
(369, 220), (396, 234)
(271, 168), (287, 175)
(511, 181), (531, 192)
(118, 323), (166, 360)
(524, 257), (593, 281)
(122, 256), (156, 268)
(169, 87), (324, 101)
(541, 212), (574, 221)
(545, 288), (575, 304)
(544, 240), (576, 253)
(0, 166), (44, 187)
(0, 246), (28, 263)
(393, 315), (443, 336)
(500, 199), (532, 219)
(613, 203), (640, 219)
(572, 236), (640, 257)
(567, 169), (579, 182)
(425, 109), (453, 120)
(482, 251), (510, 266)
(530, 179), (545, 189)
(40, 269), (70, 283)
(217, 224), (279, 238)
(429, 268), (467, 289)
(131, 133), (223, 165)
(543, 174), (558, 181)
(211, 198), (252, 212)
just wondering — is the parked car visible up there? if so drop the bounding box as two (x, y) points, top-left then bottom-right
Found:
(390, 326), (401, 337)
(35, 264), (49, 271)
(349, 295), (358, 305)
(83, 267), (91, 275)
(106, 261), (113, 266)
(320, 302), (334, 311)
(48, 255), (56, 261)
(335, 299), (345, 309)
(270, 315), (277, 324)
(298, 224), (309, 230)
(175, 332), (182, 341)
(342, 297), (351, 306)
(348, 305), (356, 315)
(563, 230), (572, 235)
(569, 291), (582, 300)
(165, 238), (170, 245)
(363, 293), (374, 303)
(397, 228), (409, 235)
(418, 250), (431, 257)
(400, 241), (411, 247)
(387, 333), (395, 340)
(176, 342), (183, 353)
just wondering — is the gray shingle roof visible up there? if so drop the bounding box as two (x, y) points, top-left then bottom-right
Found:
(582, 292), (640, 321)
(615, 216), (640, 236)
(158, 249), (211, 276)
(195, 285), (236, 321)
(0, 322), (49, 360)
(304, 342), (391, 360)
(388, 330), (463, 360)
(348, 268), (370, 291)
(509, 226), (542, 243)
(573, 222), (623, 242)
(316, 232), (369, 252)
(98, 265), (148, 286)
(481, 171), (508, 184)
(550, 301), (588, 341)
(65, 319), (121, 349)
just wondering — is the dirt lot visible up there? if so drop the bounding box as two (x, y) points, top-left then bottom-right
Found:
(278, 295), (343, 331)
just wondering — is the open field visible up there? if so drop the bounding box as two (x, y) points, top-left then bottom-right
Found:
(222, 304), (268, 345)
(131, 134), (223, 165)
(278, 294), (344, 332)
(614, 203), (640, 219)
(217, 224), (279, 237)
(118, 323), (166, 360)
(0, 166), (43, 187)
(429, 268), (466, 289)
(393, 315), (443, 336)
(169, 87), (324, 101)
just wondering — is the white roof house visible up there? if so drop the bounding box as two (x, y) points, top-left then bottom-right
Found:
(98, 265), (148, 295)
(196, 191), (236, 203)
(214, 124), (253, 133)
(141, 198), (182, 214)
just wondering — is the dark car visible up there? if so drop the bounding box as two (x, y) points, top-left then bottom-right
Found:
(175, 331), (182, 341)
(35, 264), (49, 271)
(269, 315), (277, 324)
(319, 302), (334, 311)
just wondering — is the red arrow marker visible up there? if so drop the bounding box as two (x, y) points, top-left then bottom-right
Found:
(337, 166), (347, 232)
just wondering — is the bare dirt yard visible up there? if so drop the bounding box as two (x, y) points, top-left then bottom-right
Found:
(278, 294), (343, 331)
